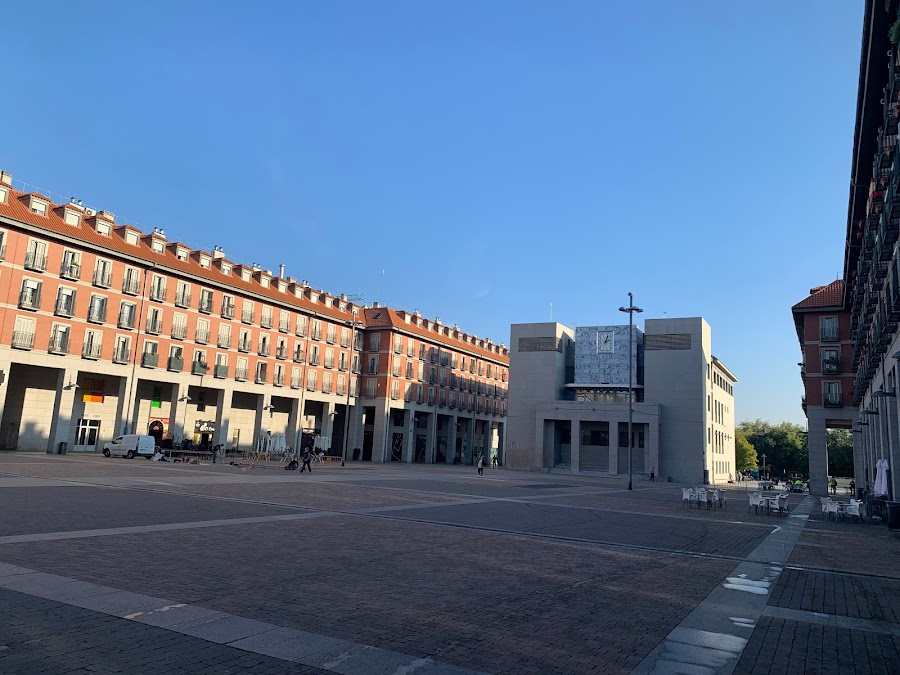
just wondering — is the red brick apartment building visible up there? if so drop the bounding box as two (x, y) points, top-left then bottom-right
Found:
(0, 170), (508, 463)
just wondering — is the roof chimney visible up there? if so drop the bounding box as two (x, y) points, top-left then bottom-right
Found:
(0, 171), (11, 187)
(279, 263), (285, 279)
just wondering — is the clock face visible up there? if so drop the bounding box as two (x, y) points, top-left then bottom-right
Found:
(597, 331), (614, 353)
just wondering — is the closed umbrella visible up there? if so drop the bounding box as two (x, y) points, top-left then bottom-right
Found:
(875, 458), (889, 496)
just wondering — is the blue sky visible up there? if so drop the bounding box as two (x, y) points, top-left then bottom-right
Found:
(2, 1), (863, 425)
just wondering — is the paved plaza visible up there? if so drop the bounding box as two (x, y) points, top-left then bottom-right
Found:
(1, 455), (899, 674)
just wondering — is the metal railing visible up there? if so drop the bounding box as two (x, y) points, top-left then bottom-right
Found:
(195, 328), (209, 344)
(93, 270), (112, 288)
(55, 297), (75, 317)
(82, 343), (102, 359)
(24, 251), (47, 272)
(49, 335), (70, 355)
(146, 318), (162, 334)
(217, 334), (231, 349)
(60, 262), (81, 280)
(174, 292), (191, 308)
(122, 278), (140, 295)
(11, 331), (35, 350)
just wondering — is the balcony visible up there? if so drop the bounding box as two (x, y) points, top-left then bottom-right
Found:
(324, 358), (334, 369)
(255, 371), (268, 385)
(122, 278), (140, 295)
(18, 290), (41, 311)
(296, 324), (307, 338)
(195, 328), (209, 345)
(293, 351), (305, 364)
(311, 330), (322, 341)
(235, 367), (248, 382)
(307, 381), (317, 392)
(326, 332), (336, 345)
(11, 331), (35, 350)
(141, 353), (159, 368)
(291, 377), (301, 389)
(274, 374), (285, 387)
(261, 315), (273, 329)
(322, 383), (332, 394)
(238, 340), (251, 353)
(118, 312), (136, 330)
(82, 343), (102, 360)
(214, 364), (229, 379)
(48, 335), (70, 355)
(167, 356), (184, 372)
(191, 361), (209, 376)
(276, 346), (288, 360)
(241, 310), (254, 324)
(174, 292), (191, 308)
(93, 270), (112, 288)
(221, 303), (235, 319)
(112, 347), (130, 364)
(55, 298), (75, 317)
(199, 296), (214, 314)
(279, 320), (290, 333)
(24, 251), (47, 272)
(258, 345), (271, 357)
(149, 285), (166, 302)
(217, 335), (232, 349)
(823, 393), (843, 408)
(60, 262), (81, 281)
(309, 357), (320, 367)
(87, 306), (107, 324)
(820, 327), (840, 342)
(171, 324), (187, 340)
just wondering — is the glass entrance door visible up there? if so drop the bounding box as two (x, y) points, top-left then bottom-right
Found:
(74, 419), (101, 452)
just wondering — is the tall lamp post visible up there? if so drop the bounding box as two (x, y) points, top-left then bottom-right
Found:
(618, 292), (643, 491)
(342, 320), (362, 465)
(760, 453), (767, 480)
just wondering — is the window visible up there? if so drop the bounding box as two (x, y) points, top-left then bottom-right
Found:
(239, 329), (252, 352)
(820, 317), (839, 342)
(218, 324), (232, 349)
(49, 324), (71, 354)
(24, 240), (48, 272)
(171, 313), (188, 340)
(312, 319), (322, 340)
(195, 318), (210, 344)
(366, 379), (377, 398)
(339, 351), (348, 371)
(146, 307), (163, 334)
(368, 355), (379, 374)
(87, 294), (108, 323)
(310, 345), (320, 366)
(261, 306), (273, 329)
(0, 230), (6, 261)
(199, 288), (214, 313)
(296, 315), (308, 337)
(94, 259), (113, 288)
(392, 358), (401, 377)
(113, 335), (131, 364)
(369, 333), (381, 351)
(822, 348), (839, 374)
(337, 374), (346, 395)
(175, 281), (191, 308)
(29, 197), (48, 216)
(148, 273), (165, 300)
(82, 330), (102, 359)
(341, 327), (350, 347)
(408, 339), (415, 357)
(352, 353), (361, 374)
(391, 381), (400, 399)
(394, 335), (402, 353)
(60, 250), (81, 280)
(274, 364), (286, 386)
(294, 341), (306, 363)
(823, 382), (842, 407)
(326, 324), (336, 344)
(221, 294), (235, 319)
(322, 372), (332, 393)
(258, 333), (270, 356)
(307, 370), (317, 391)
(55, 287), (76, 317)
(12, 316), (36, 350)
(123, 267), (141, 295)
(242, 300), (254, 324)
(279, 311), (290, 333)
(325, 348), (334, 368)
(236, 357), (249, 381)
(406, 362), (413, 379)
(19, 279), (42, 310)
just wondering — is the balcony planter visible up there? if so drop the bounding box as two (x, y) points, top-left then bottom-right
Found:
(214, 365), (229, 379)
(191, 362), (209, 376)
(167, 357), (184, 372)
(141, 353), (159, 368)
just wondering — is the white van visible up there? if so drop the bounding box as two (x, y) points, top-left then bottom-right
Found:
(103, 435), (157, 459)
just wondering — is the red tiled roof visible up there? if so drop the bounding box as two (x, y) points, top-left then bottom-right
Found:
(0, 185), (362, 324)
(364, 307), (509, 363)
(792, 280), (844, 310)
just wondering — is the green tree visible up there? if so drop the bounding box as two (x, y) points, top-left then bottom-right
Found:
(738, 420), (808, 478)
(735, 428), (757, 472)
(826, 429), (854, 477)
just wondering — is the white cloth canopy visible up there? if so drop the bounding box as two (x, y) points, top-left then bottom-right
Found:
(875, 457), (890, 497)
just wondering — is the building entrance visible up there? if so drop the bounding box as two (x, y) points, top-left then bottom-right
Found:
(74, 419), (101, 452)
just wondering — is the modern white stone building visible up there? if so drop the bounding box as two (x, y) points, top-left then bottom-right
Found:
(506, 317), (737, 484)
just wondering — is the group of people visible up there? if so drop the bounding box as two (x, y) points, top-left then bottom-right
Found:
(285, 447), (315, 473)
(476, 454), (501, 476)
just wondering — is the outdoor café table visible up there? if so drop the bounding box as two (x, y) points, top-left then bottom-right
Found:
(764, 497), (783, 515)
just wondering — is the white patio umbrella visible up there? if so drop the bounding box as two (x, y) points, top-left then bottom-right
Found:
(875, 457), (890, 497)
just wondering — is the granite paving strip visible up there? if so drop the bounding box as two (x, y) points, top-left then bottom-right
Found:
(633, 495), (815, 674)
(762, 605), (900, 637)
(0, 563), (486, 675)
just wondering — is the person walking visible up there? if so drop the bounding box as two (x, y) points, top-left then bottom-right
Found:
(301, 447), (312, 473)
(492, 455), (498, 468)
(649, 466), (656, 482)
(477, 454), (485, 477)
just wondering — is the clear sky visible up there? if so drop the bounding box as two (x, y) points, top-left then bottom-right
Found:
(2, 1), (864, 426)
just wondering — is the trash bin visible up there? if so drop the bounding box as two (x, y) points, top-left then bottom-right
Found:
(57, 442), (67, 455)
(886, 502), (900, 529)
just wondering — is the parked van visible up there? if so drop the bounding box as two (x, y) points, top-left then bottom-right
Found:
(103, 435), (157, 459)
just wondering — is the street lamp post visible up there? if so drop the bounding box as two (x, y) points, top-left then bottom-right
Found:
(178, 395), (191, 447)
(760, 453), (767, 480)
(618, 292), (643, 491)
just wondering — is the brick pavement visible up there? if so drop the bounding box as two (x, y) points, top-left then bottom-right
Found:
(3, 454), (900, 673)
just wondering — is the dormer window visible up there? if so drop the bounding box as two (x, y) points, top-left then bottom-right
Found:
(151, 239), (165, 254)
(63, 208), (81, 227)
(199, 255), (211, 268)
(175, 246), (189, 261)
(325, 297), (333, 308)
(310, 292), (319, 304)
(125, 230), (139, 245)
(0, 186), (8, 204)
(95, 220), (111, 236)
(221, 262), (231, 275)
(29, 197), (49, 216)
(241, 269), (251, 282)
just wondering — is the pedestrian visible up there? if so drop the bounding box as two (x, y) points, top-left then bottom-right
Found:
(649, 466), (655, 482)
(477, 454), (485, 477)
(829, 476), (838, 494)
(301, 448), (312, 473)
(492, 455), (498, 468)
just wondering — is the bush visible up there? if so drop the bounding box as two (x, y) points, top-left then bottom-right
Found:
(890, 20), (900, 45)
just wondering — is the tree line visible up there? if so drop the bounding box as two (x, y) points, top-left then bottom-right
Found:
(734, 420), (853, 478)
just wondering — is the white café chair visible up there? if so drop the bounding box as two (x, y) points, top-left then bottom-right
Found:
(845, 499), (863, 524)
(681, 488), (693, 507)
(823, 500), (840, 521)
(705, 489), (717, 510)
(717, 490), (727, 509)
(748, 492), (763, 514)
